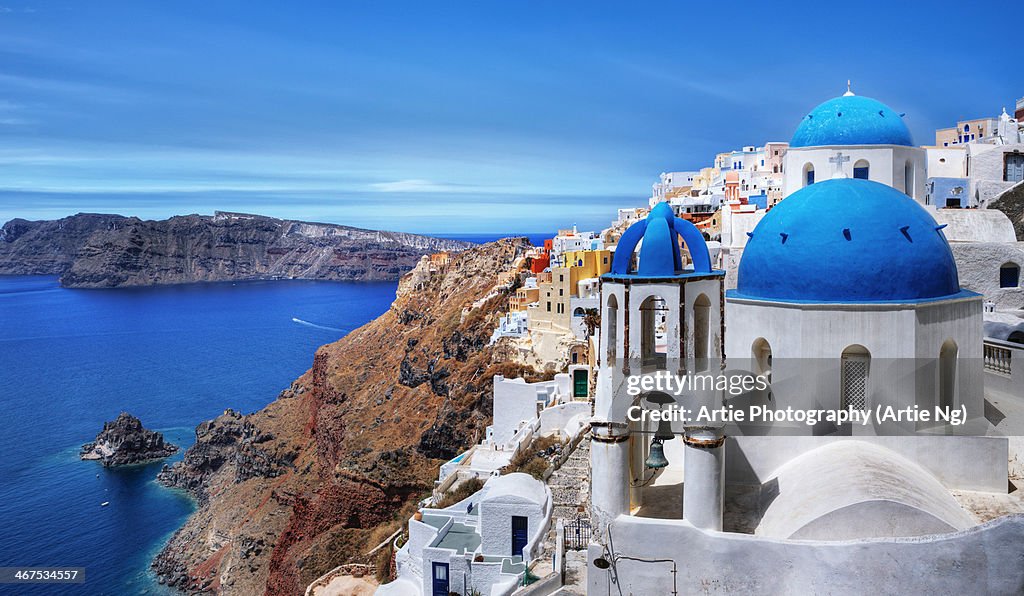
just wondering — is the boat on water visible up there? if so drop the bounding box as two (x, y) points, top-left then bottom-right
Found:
(101, 502), (109, 507)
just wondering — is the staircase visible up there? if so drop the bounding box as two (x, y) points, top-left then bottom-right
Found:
(548, 436), (591, 520)
(525, 436), (590, 595)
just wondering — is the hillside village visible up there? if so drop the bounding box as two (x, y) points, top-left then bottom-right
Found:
(312, 90), (1024, 596)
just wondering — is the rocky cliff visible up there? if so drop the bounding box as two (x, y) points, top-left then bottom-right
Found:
(80, 412), (179, 467)
(153, 238), (541, 594)
(0, 211), (472, 288)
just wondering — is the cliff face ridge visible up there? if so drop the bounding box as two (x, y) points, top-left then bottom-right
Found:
(0, 211), (472, 287)
(153, 238), (539, 595)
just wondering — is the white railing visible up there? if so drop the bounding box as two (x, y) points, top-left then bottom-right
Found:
(984, 340), (1013, 375)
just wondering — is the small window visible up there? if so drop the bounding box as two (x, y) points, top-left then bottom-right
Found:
(841, 345), (870, 412)
(546, 302), (551, 312)
(804, 163), (815, 187)
(853, 160), (869, 180)
(1000, 263), (1020, 288)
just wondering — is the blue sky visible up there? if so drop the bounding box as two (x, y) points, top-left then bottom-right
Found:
(0, 1), (1018, 234)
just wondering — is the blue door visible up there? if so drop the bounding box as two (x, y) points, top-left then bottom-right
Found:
(431, 562), (449, 596)
(512, 516), (529, 557)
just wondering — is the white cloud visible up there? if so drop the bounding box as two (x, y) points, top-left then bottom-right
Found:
(369, 179), (478, 193)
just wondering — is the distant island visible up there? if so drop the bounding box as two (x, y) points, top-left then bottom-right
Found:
(81, 412), (179, 467)
(0, 211), (473, 288)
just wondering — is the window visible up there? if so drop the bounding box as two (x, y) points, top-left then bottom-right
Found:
(693, 294), (711, 372)
(853, 159), (869, 180)
(841, 345), (870, 411)
(546, 302), (551, 312)
(964, 124), (970, 132)
(804, 163), (815, 187)
(606, 295), (618, 364)
(1000, 263), (1020, 288)
(752, 338), (772, 401)
(640, 295), (668, 366)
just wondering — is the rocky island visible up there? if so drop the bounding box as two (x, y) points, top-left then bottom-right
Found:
(81, 412), (179, 467)
(0, 211), (472, 288)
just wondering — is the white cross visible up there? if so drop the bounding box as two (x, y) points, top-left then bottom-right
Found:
(829, 152), (850, 179)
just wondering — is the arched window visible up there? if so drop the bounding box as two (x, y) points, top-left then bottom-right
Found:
(606, 294), (618, 365)
(840, 345), (870, 411)
(751, 338), (772, 401)
(939, 339), (957, 412)
(693, 294), (711, 372)
(803, 163), (815, 187)
(573, 307), (586, 317)
(904, 161), (914, 197)
(640, 295), (668, 367)
(1000, 262), (1020, 288)
(853, 159), (869, 180)
(964, 124), (970, 132)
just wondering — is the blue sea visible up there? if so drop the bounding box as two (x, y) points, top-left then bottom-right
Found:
(0, 276), (398, 594)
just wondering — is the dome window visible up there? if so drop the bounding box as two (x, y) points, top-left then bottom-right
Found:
(853, 159), (870, 180)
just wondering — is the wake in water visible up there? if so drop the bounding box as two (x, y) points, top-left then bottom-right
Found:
(291, 317), (347, 333)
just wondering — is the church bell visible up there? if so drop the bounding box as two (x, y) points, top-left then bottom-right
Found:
(645, 438), (669, 469)
(654, 418), (675, 442)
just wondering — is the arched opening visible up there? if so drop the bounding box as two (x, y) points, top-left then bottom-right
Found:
(640, 295), (668, 367)
(939, 339), (958, 412)
(904, 160), (914, 197)
(573, 307), (586, 317)
(694, 294), (711, 372)
(853, 159), (869, 180)
(752, 337), (773, 401)
(803, 162), (815, 187)
(999, 262), (1020, 288)
(840, 345), (870, 411)
(605, 294), (618, 365)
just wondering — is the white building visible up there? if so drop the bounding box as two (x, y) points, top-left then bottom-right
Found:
(586, 129), (1024, 595)
(379, 473), (552, 596)
(489, 311), (529, 344)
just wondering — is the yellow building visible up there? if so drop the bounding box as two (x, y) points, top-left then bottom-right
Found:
(509, 286), (540, 312)
(528, 249), (612, 360)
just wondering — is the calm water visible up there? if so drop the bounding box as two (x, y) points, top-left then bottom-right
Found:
(0, 276), (397, 594)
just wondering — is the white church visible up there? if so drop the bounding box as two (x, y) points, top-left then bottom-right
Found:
(587, 91), (1024, 594)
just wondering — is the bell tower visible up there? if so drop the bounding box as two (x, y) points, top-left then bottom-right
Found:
(590, 202), (726, 531)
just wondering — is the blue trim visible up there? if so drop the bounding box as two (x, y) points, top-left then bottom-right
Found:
(603, 270), (725, 282)
(726, 288), (980, 305)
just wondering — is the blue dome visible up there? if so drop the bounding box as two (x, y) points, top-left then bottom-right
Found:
(609, 202), (715, 278)
(790, 94), (913, 148)
(734, 179), (961, 303)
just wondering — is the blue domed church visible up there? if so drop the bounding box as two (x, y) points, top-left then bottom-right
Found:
(782, 88), (927, 202)
(726, 177), (984, 426)
(585, 91), (1023, 596)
